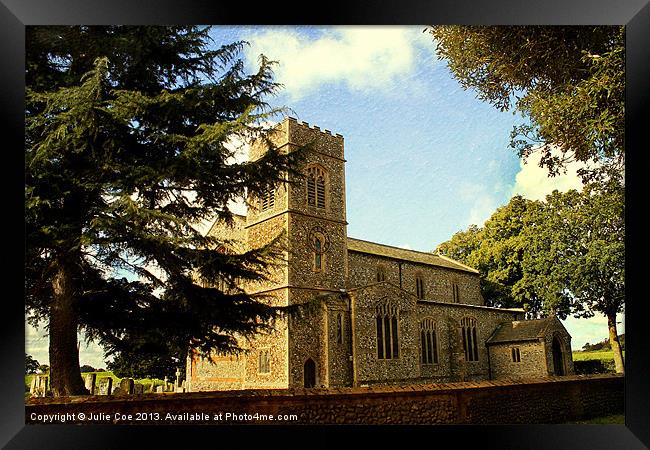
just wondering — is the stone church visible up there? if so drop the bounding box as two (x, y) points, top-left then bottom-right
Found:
(186, 118), (574, 392)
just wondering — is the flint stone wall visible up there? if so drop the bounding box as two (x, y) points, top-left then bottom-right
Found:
(26, 374), (623, 425)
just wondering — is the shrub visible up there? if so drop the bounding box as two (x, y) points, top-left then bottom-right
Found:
(574, 359), (616, 374)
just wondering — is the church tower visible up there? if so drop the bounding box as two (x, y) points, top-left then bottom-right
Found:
(246, 118), (348, 388)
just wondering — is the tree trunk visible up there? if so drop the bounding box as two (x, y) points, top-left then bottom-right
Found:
(607, 313), (624, 374)
(49, 255), (88, 396)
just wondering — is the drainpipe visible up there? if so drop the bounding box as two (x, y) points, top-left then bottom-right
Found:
(398, 262), (403, 289)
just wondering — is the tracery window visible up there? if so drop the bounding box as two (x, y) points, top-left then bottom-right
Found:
(376, 303), (399, 359)
(460, 317), (479, 362)
(306, 165), (326, 208)
(420, 319), (438, 364)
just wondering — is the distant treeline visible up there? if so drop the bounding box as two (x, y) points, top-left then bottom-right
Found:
(582, 334), (625, 352)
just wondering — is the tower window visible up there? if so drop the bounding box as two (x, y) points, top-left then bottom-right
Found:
(306, 166), (326, 209)
(376, 267), (386, 282)
(452, 283), (460, 303)
(313, 236), (323, 271)
(416, 275), (425, 299)
(420, 319), (439, 365)
(376, 304), (399, 359)
(460, 317), (479, 362)
(511, 347), (521, 362)
(261, 187), (275, 211)
(258, 349), (271, 374)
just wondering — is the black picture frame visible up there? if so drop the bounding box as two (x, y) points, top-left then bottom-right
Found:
(3, 0), (648, 448)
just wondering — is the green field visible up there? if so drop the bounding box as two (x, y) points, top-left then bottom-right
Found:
(572, 350), (625, 361)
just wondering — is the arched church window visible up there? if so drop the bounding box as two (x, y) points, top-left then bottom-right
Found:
(306, 166), (326, 209)
(309, 227), (328, 272)
(460, 317), (479, 362)
(420, 319), (438, 364)
(416, 274), (425, 299)
(376, 266), (386, 282)
(376, 303), (399, 359)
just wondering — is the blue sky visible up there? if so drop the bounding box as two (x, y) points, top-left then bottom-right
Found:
(26, 26), (623, 368)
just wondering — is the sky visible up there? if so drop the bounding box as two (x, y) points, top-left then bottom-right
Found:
(26, 26), (623, 369)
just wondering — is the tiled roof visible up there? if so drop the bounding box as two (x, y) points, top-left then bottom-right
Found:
(347, 237), (479, 274)
(485, 317), (557, 344)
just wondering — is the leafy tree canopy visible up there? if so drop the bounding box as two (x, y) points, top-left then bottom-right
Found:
(436, 178), (625, 371)
(26, 26), (301, 395)
(26, 354), (40, 374)
(428, 26), (624, 181)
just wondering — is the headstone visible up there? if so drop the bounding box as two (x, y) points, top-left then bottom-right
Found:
(30, 375), (48, 397)
(30, 377), (38, 395)
(119, 378), (134, 395)
(155, 385), (163, 393)
(98, 378), (113, 395)
(84, 373), (97, 394)
(133, 383), (144, 395)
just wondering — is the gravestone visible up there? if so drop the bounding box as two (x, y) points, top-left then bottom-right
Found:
(84, 373), (97, 395)
(133, 383), (144, 395)
(119, 378), (134, 395)
(98, 378), (113, 395)
(30, 375), (48, 397)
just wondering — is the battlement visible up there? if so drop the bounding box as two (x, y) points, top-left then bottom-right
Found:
(286, 117), (344, 139)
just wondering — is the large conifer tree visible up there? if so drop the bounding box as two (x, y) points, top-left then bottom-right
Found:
(25, 26), (298, 396)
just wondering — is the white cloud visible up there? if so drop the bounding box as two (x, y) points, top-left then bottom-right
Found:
(459, 182), (500, 227)
(245, 27), (428, 100)
(511, 146), (591, 201)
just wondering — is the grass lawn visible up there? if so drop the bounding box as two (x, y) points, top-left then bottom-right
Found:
(571, 349), (625, 361)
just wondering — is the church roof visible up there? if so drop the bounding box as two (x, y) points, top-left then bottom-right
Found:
(485, 317), (559, 345)
(347, 237), (479, 274)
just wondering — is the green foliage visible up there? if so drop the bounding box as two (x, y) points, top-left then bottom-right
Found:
(106, 335), (186, 380)
(428, 26), (624, 181)
(25, 26), (302, 393)
(436, 179), (624, 321)
(573, 359), (616, 375)
(25, 354), (40, 374)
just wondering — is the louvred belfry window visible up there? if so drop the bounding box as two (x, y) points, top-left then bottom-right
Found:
(306, 166), (326, 208)
(261, 187), (275, 211)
